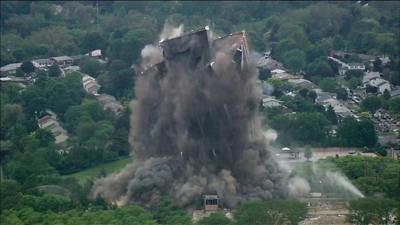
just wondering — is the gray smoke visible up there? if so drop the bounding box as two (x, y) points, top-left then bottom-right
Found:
(92, 26), (288, 209)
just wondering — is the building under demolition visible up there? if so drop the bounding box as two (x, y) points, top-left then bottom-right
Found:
(92, 25), (288, 210)
(141, 27), (249, 78)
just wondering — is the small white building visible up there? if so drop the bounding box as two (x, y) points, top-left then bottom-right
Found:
(262, 96), (284, 108)
(82, 74), (100, 95)
(368, 78), (391, 94)
(271, 68), (286, 75)
(86, 49), (102, 58)
(37, 111), (69, 146)
(32, 58), (53, 69)
(288, 78), (316, 89)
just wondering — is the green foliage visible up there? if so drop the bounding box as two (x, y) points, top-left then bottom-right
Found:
(79, 57), (103, 78)
(0, 205), (157, 225)
(20, 61), (35, 74)
(326, 156), (400, 199)
(48, 64), (61, 77)
(234, 199), (307, 225)
(270, 112), (330, 146)
(348, 197), (399, 225)
(325, 105), (338, 125)
(197, 212), (232, 225)
(318, 77), (340, 93)
(361, 96), (382, 113)
(306, 58), (333, 79)
(7, 151), (57, 184)
(336, 117), (377, 148)
(153, 197), (192, 225)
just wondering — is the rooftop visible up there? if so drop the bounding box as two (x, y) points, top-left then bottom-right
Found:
(51, 56), (72, 61)
(0, 63), (22, 72)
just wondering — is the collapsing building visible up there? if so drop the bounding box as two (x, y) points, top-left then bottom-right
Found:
(92, 26), (288, 209)
(141, 27), (249, 77)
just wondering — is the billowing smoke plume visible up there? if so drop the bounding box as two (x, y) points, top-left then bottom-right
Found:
(92, 25), (289, 209)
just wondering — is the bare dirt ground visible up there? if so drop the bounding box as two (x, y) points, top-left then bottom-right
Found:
(299, 199), (353, 225)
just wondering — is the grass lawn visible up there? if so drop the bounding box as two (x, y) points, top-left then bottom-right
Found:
(65, 156), (132, 185)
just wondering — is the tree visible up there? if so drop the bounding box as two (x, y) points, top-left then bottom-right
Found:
(34, 128), (54, 147)
(373, 58), (382, 72)
(48, 64), (61, 77)
(304, 145), (313, 161)
(79, 57), (103, 78)
(382, 89), (390, 100)
(336, 87), (347, 100)
(154, 197), (192, 225)
(318, 78), (339, 93)
(306, 58), (333, 79)
(325, 105), (338, 125)
(234, 200), (307, 225)
(20, 61), (35, 74)
(307, 90), (317, 102)
(336, 117), (377, 148)
(7, 151), (57, 184)
(283, 49), (306, 72)
(361, 96), (382, 112)
(348, 197), (398, 225)
(258, 67), (271, 81)
(197, 213), (232, 225)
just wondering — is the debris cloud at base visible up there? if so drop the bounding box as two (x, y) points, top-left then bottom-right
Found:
(92, 25), (288, 208)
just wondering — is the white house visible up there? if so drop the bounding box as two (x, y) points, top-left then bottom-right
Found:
(262, 96), (284, 108)
(368, 78), (391, 94)
(288, 78), (316, 89)
(271, 68), (286, 74)
(37, 111), (69, 146)
(362, 71), (380, 85)
(32, 58), (53, 69)
(82, 74), (100, 95)
(86, 49), (102, 58)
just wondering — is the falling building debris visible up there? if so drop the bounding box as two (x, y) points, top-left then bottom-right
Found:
(92, 25), (288, 209)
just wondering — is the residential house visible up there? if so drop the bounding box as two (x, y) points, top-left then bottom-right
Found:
(261, 96), (285, 109)
(379, 55), (391, 65)
(86, 49), (102, 59)
(257, 57), (283, 71)
(0, 63), (22, 76)
(321, 98), (353, 118)
(288, 78), (316, 89)
(314, 89), (336, 104)
(271, 68), (286, 75)
(362, 71), (380, 86)
(64, 65), (80, 73)
(32, 58), (52, 69)
(96, 94), (124, 115)
(37, 111), (69, 147)
(391, 89), (400, 98)
(272, 72), (295, 81)
(82, 74), (100, 95)
(339, 63), (365, 76)
(368, 78), (391, 94)
(50, 56), (73, 67)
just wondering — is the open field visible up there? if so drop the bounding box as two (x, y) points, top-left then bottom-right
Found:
(64, 156), (132, 185)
